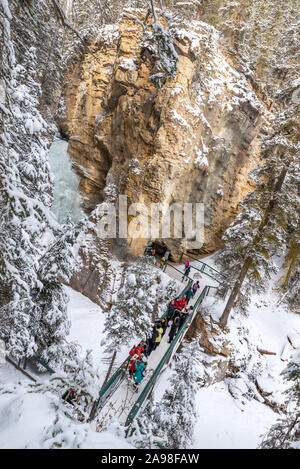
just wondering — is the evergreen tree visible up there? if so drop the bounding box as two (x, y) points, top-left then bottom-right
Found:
(105, 258), (155, 350)
(127, 397), (165, 449)
(259, 352), (300, 449)
(156, 276), (178, 319)
(149, 0), (179, 87)
(0, 4), (59, 359)
(103, 258), (155, 379)
(35, 349), (101, 423)
(279, 230), (300, 307)
(41, 411), (90, 449)
(33, 220), (83, 370)
(217, 101), (300, 325)
(0, 2), (84, 366)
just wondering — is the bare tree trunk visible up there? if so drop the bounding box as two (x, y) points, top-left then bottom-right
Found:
(219, 164), (290, 326)
(279, 414), (299, 448)
(101, 350), (117, 390)
(149, 0), (158, 24)
(219, 257), (251, 326)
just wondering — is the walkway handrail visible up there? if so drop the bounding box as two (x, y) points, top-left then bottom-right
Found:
(89, 355), (130, 421)
(89, 278), (193, 421)
(162, 260), (194, 283)
(179, 252), (227, 284)
(125, 284), (211, 428)
(151, 253), (194, 283)
(32, 355), (55, 374)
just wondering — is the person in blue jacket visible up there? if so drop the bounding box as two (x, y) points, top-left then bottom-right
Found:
(133, 359), (147, 391)
(185, 287), (193, 305)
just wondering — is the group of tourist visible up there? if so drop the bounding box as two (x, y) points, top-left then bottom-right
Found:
(125, 274), (201, 392)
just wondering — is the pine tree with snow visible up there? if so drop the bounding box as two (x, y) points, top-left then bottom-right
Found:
(104, 258), (155, 348)
(103, 257), (155, 378)
(36, 349), (101, 423)
(279, 230), (300, 307)
(156, 276), (179, 319)
(127, 396), (165, 449)
(0, 3), (59, 359)
(32, 220), (83, 370)
(146, 0), (179, 87)
(217, 100), (300, 325)
(41, 411), (90, 449)
(0, 0), (85, 367)
(259, 351), (300, 449)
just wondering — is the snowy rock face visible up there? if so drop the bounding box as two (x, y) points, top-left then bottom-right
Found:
(58, 9), (264, 259)
(195, 0), (300, 98)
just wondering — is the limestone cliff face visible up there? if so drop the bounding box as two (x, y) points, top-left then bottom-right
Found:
(59, 9), (265, 259)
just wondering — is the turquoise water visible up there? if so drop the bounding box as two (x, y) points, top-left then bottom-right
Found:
(48, 138), (84, 224)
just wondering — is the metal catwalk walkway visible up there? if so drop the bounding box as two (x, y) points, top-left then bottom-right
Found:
(89, 256), (223, 429)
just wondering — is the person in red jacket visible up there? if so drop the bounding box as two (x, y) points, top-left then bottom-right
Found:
(173, 298), (181, 310)
(180, 296), (186, 309)
(128, 354), (139, 378)
(129, 340), (146, 359)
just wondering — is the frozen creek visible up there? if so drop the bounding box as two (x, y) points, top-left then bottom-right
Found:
(48, 138), (84, 224)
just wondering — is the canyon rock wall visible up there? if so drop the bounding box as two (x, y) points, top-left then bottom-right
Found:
(59, 9), (265, 259)
(195, 0), (300, 97)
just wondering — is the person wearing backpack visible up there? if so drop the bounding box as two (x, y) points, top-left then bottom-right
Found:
(133, 358), (147, 392)
(166, 301), (175, 326)
(178, 309), (189, 329)
(191, 280), (200, 297)
(128, 354), (139, 378)
(152, 323), (164, 350)
(160, 318), (168, 336)
(182, 264), (191, 281)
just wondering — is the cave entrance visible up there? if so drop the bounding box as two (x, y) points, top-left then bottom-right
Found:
(150, 241), (170, 259)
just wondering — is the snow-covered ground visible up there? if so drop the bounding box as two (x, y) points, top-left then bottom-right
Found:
(190, 287), (299, 448)
(0, 287), (134, 449)
(193, 382), (276, 449)
(0, 384), (134, 449)
(67, 286), (106, 366)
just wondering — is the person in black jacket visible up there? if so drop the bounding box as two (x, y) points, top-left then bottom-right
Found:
(161, 318), (168, 336)
(166, 301), (175, 326)
(178, 309), (189, 329)
(172, 308), (181, 322)
(182, 265), (191, 281)
(168, 316), (180, 343)
(144, 337), (153, 356)
(147, 326), (158, 355)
